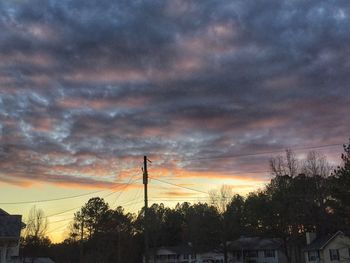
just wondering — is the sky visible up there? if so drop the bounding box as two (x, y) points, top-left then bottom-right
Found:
(0, 0), (349, 242)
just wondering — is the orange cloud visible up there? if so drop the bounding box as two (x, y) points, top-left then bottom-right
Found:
(159, 190), (198, 197)
(56, 96), (149, 111)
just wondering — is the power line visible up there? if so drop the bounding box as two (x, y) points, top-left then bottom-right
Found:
(112, 175), (140, 208)
(25, 185), (127, 224)
(50, 217), (74, 224)
(0, 189), (108, 205)
(47, 223), (70, 235)
(114, 187), (143, 208)
(149, 199), (207, 202)
(186, 143), (343, 161)
(149, 177), (209, 195)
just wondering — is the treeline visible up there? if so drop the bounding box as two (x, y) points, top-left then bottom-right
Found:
(21, 139), (350, 263)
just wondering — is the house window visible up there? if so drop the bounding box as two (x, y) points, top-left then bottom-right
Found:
(329, 249), (339, 261)
(191, 253), (196, 259)
(184, 254), (189, 259)
(245, 250), (258, 258)
(264, 249), (275, 258)
(232, 251), (242, 259)
(156, 255), (168, 260)
(308, 250), (320, 261)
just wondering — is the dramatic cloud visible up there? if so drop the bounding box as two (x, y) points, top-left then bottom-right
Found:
(0, 0), (349, 188)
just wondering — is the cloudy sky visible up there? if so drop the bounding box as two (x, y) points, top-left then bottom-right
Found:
(0, 0), (349, 241)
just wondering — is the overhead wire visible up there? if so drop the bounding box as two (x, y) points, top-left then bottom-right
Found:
(185, 142), (343, 161)
(25, 183), (130, 225)
(111, 175), (141, 208)
(149, 176), (209, 195)
(0, 189), (109, 205)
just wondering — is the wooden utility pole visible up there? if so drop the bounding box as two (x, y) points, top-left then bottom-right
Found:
(80, 218), (84, 263)
(143, 156), (149, 263)
(117, 225), (121, 263)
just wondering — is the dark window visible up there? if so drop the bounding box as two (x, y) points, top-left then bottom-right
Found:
(264, 249), (275, 258)
(329, 249), (339, 261)
(183, 254), (189, 259)
(156, 254), (169, 260)
(232, 250), (242, 259)
(245, 250), (258, 258)
(308, 250), (320, 261)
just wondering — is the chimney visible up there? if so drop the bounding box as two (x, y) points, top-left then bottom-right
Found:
(306, 232), (317, 245)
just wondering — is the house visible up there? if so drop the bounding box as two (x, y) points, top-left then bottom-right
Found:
(145, 244), (198, 263)
(304, 231), (350, 263)
(228, 237), (288, 263)
(0, 208), (25, 263)
(22, 258), (55, 263)
(196, 250), (224, 263)
(144, 237), (288, 263)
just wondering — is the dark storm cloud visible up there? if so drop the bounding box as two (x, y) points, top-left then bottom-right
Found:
(0, 0), (349, 187)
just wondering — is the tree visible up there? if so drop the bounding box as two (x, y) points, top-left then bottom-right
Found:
(73, 197), (110, 239)
(209, 185), (233, 214)
(22, 206), (50, 261)
(209, 185), (234, 263)
(270, 149), (299, 177)
(25, 206), (48, 238)
(70, 199), (139, 263)
(331, 139), (350, 231)
(266, 150), (337, 263)
(185, 203), (221, 253)
(302, 151), (332, 177)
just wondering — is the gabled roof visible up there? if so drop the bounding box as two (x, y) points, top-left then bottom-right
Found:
(228, 237), (284, 250)
(304, 231), (345, 251)
(0, 208), (24, 239)
(151, 244), (193, 255)
(0, 208), (10, 215)
(23, 258), (56, 263)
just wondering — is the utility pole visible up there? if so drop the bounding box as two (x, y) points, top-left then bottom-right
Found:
(117, 225), (121, 263)
(80, 218), (84, 263)
(143, 156), (149, 263)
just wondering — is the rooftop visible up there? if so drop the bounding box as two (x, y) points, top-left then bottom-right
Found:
(0, 208), (24, 239)
(229, 237), (284, 250)
(304, 231), (345, 251)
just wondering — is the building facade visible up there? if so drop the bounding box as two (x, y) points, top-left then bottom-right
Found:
(304, 231), (350, 263)
(228, 237), (288, 263)
(145, 237), (288, 263)
(0, 209), (25, 263)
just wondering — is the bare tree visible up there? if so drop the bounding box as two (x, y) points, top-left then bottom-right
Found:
(302, 151), (333, 177)
(269, 149), (299, 177)
(209, 185), (234, 263)
(209, 185), (233, 214)
(25, 206), (48, 238)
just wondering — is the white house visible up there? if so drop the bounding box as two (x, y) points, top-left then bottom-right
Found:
(196, 251), (224, 263)
(228, 237), (288, 263)
(144, 237), (288, 263)
(0, 209), (25, 263)
(304, 231), (350, 263)
(145, 244), (197, 263)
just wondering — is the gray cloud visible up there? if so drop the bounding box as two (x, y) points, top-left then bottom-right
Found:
(0, 0), (349, 187)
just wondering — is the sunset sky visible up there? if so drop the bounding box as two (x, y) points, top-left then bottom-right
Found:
(0, 0), (349, 242)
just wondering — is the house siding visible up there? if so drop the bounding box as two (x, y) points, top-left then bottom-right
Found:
(322, 235), (350, 263)
(304, 234), (350, 263)
(230, 249), (287, 263)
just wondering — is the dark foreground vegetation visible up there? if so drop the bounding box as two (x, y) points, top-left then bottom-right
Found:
(21, 139), (350, 263)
